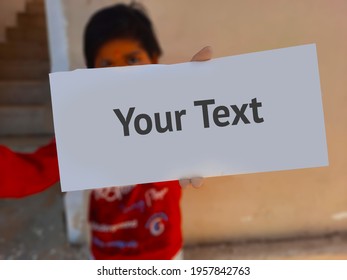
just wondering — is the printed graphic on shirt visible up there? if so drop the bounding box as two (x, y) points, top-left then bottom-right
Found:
(91, 220), (137, 233)
(145, 212), (168, 236)
(145, 188), (168, 207)
(93, 237), (138, 249)
(119, 200), (145, 213)
(116, 187), (169, 214)
(93, 185), (135, 202)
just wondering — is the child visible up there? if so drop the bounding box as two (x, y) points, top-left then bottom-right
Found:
(84, 3), (185, 260)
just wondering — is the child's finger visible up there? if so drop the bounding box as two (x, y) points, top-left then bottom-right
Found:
(191, 177), (204, 188)
(179, 179), (191, 188)
(191, 46), (213, 62)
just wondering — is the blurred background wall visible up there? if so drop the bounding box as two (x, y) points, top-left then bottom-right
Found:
(46, 0), (347, 245)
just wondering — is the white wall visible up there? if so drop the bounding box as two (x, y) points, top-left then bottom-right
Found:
(44, 0), (69, 72)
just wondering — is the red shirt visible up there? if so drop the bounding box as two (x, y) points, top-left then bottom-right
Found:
(89, 181), (182, 260)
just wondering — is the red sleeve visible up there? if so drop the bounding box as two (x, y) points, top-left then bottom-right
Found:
(0, 139), (60, 198)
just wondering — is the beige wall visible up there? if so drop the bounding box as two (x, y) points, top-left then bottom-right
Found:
(60, 0), (347, 244)
(0, 0), (28, 42)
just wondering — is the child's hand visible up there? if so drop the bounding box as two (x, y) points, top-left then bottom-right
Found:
(179, 177), (204, 189)
(190, 46), (212, 62)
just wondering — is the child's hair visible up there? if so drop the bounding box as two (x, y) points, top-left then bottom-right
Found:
(83, 2), (162, 68)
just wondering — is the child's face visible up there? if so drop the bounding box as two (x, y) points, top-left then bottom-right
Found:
(94, 38), (158, 68)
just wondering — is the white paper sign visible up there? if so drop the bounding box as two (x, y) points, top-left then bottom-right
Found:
(49, 44), (328, 192)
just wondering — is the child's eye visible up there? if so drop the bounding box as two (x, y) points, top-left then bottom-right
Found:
(127, 56), (140, 65)
(99, 59), (113, 67)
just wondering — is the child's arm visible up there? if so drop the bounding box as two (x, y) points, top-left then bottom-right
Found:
(0, 139), (60, 198)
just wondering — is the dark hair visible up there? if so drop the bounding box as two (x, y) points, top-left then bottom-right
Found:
(83, 3), (162, 68)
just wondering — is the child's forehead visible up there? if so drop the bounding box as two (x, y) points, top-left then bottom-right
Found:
(100, 37), (144, 52)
